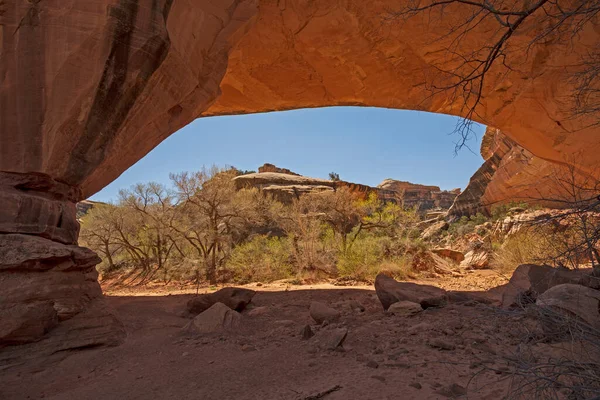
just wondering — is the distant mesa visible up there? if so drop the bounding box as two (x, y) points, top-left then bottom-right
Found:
(233, 163), (460, 211)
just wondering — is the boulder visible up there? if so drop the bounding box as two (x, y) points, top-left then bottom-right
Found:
(309, 302), (340, 324)
(501, 264), (587, 308)
(536, 284), (600, 332)
(186, 287), (256, 316)
(421, 221), (449, 240)
(375, 274), (447, 310)
(387, 301), (423, 316)
(432, 248), (465, 263)
(459, 250), (490, 270)
(183, 303), (242, 334)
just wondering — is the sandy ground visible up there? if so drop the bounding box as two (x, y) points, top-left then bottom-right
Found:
(0, 271), (536, 400)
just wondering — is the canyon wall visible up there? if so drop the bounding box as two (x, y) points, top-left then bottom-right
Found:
(1, 0), (599, 351)
(449, 128), (581, 216)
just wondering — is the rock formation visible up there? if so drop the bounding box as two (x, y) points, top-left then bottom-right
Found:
(1, 0), (599, 349)
(258, 163), (301, 176)
(449, 128), (589, 216)
(378, 180), (459, 209)
(234, 165), (458, 208)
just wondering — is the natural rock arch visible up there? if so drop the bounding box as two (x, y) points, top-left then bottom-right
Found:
(1, 0), (599, 351)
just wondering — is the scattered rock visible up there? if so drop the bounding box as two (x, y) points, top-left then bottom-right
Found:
(347, 299), (365, 313)
(182, 303), (242, 334)
(409, 382), (422, 390)
(300, 325), (314, 340)
(375, 274), (447, 310)
(428, 338), (456, 351)
(366, 360), (379, 369)
(314, 327), (348, 350)
(387, 301), (423, 316)
(241, 344), (256, 352)
(186, 287), (256, 316)
(421, 220), (449, 240)
(371, 375), (386, 383)
(309, 301), (340, 324)
(536, 283), (600, 333)
(460, 250), (490, 270)
(501, 264), (588, 308)
(436, 383), (467, 398)
(432, 248), (465, 263)
(408, 322), (434, 335)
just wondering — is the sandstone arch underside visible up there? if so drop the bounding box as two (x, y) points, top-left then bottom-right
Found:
(1, 0), (599, 351)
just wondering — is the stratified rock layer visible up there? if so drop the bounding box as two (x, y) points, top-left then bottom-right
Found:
(0, 234), (124, 352)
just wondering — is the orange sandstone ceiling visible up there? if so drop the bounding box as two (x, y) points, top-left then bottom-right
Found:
(0, 0), (598, 199)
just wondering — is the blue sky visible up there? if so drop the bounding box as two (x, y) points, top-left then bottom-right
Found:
(90, 107), (485, 202)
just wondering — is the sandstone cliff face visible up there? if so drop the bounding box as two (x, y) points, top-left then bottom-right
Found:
(449, 128), (578, 216)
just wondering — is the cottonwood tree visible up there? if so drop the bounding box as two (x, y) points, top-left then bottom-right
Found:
(170, 167), (261, 284)
(118, 182), (178, 281)
(80, 204), (123, 271)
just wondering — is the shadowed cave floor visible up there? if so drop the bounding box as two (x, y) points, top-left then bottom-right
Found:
(1, 281), (529, 400)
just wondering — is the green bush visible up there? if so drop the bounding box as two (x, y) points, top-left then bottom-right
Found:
(491, 228), (555, 273)
(447, 213), (489, 237)
(490, 201), (531, 220)
(227, 235), (294, 283)
(337, 235), (412, 282)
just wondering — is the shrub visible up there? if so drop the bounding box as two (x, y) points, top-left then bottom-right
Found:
(491, 228), (559, 273)
(227, 235), (294, 283)
(337, 235), (412, 282)
(490, 201), (530, 221)
(447, 213), (489, 237)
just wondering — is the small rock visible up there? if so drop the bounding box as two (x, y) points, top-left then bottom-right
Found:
(436, 383), (467, 398)
(428, 338), (456, 351)
(241, 344), (256, 352)
(387, 301), (423, 316)
(375, 274), (447, 310)
(366, 360), (379, 369)
(300, 325), (314, 340)
(314, 327), (348, 350)
(186, 287), (256, 315)
(309, 302), (340, 324)
(408, 322), (434, 335)
(409, 382), (422, 390)
(182, 303), (242, 334)
(348, 299), (365, 313)
(371, 375), (386, 383)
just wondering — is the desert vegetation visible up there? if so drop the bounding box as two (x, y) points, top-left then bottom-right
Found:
(81, 163), (600, 292)
(80, 166), (429, 286)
